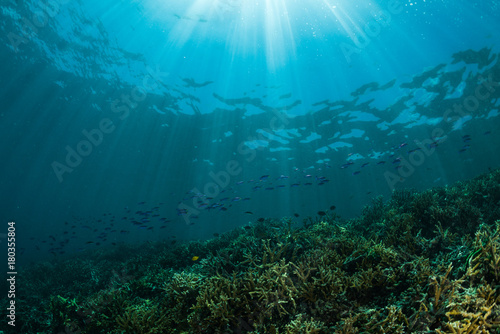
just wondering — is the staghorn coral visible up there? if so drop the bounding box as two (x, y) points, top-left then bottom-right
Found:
(470, 222), (500, 283)
(116, 301), (171, 334)
(284, 313), (326, 333)
(189, 255), (301, 332)
(434, 282), (500, 333)
(365, 306), (410, 333)
(162, 271), (204, 330)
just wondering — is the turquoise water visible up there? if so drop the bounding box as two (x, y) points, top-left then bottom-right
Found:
(1, 0), (499, 261)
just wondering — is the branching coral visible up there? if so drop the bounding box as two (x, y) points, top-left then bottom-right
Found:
(429, 264), (458, 315)
(470, 222), (500, 282)
(116, 302), (170, 334)
(284, 313), (326, 333)
(435, 283), (500, 333)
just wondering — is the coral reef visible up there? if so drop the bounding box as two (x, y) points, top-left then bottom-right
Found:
(2, 168), (500, 333)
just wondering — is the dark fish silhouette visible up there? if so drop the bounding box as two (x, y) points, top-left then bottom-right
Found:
(181, 77), (214, 88)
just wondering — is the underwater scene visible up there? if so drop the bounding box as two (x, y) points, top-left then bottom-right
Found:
(1, 0), (500, 333)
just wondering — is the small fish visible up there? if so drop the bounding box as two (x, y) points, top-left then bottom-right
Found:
(245, 211), (254, 215)
(291, 183), (300, 187)
(177, 208), (188, 215)
(257, 218), (265, 222)
(340, 161), (354, 169)
(330, 206), (336, 210)
(459, 145), (470, 153)
(192, 256), (199, 261)
(352, 171), (361, 175)
(243, 225), (252, 229)
(294, 213), (300, 217)
(361, 162), (370, 168)
(317, 211), (327, 216)
(260, 175), (270, 181)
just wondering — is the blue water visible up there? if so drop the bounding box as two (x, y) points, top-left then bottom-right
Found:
(1, 0), (499, 261)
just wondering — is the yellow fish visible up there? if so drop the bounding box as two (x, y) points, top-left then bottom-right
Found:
(192, 256), (199, 261)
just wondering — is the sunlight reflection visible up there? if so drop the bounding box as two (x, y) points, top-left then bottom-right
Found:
(162, 0), (296, 70)
(263, 0), (296, 70)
